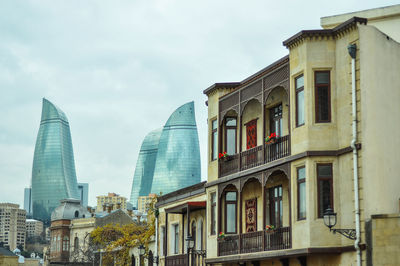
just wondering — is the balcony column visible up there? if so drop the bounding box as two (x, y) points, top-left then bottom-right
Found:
(165, 213), (168, 256)
(238, 93), (242, 171)
(238, 186), (242, 254)
(262, 174), (266, 251)
(262, 79), (265, 163)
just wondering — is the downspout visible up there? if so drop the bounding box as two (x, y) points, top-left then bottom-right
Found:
(348, 43), (361, 266)
(155, 215), (158, 265)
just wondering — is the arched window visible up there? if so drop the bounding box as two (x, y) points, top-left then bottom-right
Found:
(52, 236), (56, 252)
(191, 220), (196, 249)
(74, 237), (79, 251)
(74, 211), (79, 218)
(224, 188), (238, 234)
(57, 236), (61, 252)
(198, 219), (203, 250)
(131, 255), (135, 266)
(63, 236), (69, 251)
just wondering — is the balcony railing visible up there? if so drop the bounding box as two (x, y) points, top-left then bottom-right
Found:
(219, 135), (290, 177)
(166, 254), (188, 266)
(218, 227), (291, 256)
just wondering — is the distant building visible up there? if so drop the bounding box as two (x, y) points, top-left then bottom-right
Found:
(26, 219), (43, 238)
(77, 183), (89, 207)
(31, 98), (80, 223)
(0, 203), (26, 250)
(137, 193), (156, 214)
(130, 101), (201, 208)
(0, 246), (18, 265)
(96, 193), (127, 213)
(23, 188), (32, 218)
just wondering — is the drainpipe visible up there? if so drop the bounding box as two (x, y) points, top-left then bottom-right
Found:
(155, 215), (158, 266)
(348, 43), (361, 266)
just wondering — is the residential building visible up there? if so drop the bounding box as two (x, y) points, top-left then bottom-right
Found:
(77, 183), (89, 207)
(31, 98), (80, 223)
(23, 188), (32, 218)
(0, 203), (26, 250)
(138, 193), (157, 214)
(96, 193), (127, 212)
(26, 219), (43, 238)
(199, 5), (400, 266)
(130, 101), (201, 208)
(0, 246), (18, 265)
(156, 182), (207, 266)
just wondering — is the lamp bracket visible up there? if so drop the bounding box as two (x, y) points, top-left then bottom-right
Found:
(331, 228), (356, 240)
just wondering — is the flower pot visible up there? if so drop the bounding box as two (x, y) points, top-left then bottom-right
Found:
(266, 138), (277, 145)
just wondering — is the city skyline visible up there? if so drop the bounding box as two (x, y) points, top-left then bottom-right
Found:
(1, 1), (397, 207)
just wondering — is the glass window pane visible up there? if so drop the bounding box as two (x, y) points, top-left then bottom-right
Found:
(319, 179), (332, 216)
(299, 182), (306, 218)
(226, 203), (236, 233)
(226, 192), (236, 201)
(226, 129), (236, 155)
(211, 193), (216, 204)
(296, 75), (304, 89)
(297, 90), (304, 125)
(298, 167), (306, 180)
(316, 72), (329, 84)
(317, 86), (329, 121)
(212, 131), (218, 160)
(212, 120), (217, 130)
(318, 165), (332, 177)
(226, 118), (236, 127)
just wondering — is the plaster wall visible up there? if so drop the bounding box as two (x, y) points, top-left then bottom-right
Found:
(206, 186), (218, 258)
(69, 218), (96, 262)
(359, 24), (400, 218)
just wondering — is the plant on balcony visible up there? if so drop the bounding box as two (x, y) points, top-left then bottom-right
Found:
(219, 151), (227, 159)
(265, 133), (279, 145)
(265, 225), (275, 232)
(218, 232), (226, 240)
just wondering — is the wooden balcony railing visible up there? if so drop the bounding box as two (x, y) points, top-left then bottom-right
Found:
(241, 145), (264, 171)
(218, 235), (239, 256)
(265, 135), (290, 163)
(166, 254), (188, 266)
(219, 154), (239, 177)
(219, 135), (290, 177)
(218, 227), (291, 256)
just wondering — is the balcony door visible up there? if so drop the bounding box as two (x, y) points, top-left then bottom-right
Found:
(246, 119), (257, 149)
(269, 185), (283, 228)
(269, 104), (282, 136)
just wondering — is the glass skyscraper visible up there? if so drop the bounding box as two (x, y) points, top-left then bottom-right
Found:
(129, 128), (162, 209)
(129, 101), (201, 207)
(31, 98), (80, 223)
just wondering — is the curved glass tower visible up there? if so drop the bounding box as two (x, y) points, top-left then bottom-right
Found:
(32, 98), (80, 223)
(129, 128), (162, 208)
(151, 101), (201, 195)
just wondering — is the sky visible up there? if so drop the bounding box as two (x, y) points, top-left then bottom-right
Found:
(0, 0), (398, 207)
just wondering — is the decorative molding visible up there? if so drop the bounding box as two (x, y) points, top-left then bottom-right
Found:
(240, 173), (263, 192)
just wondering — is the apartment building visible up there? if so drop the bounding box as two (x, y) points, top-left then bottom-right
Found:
(0, 203), (26, 250)
(138, 194), (157, 214)
(26, 219), (43, 238)
(96, 192), (128, 212)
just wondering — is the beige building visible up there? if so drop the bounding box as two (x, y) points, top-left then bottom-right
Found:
(25, 219), (43, 238)
(156, 182), (207, 266)
(0, 203), (26, 251)
(96, 192), (128, 212)
(138, 193), (157, 214)
(200, 5), (400, 266)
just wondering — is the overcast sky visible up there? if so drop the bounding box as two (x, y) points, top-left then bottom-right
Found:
(0, 0), (397, 207)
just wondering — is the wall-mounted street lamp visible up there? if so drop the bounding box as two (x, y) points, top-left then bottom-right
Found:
(323, 208), (356, 240)
(186, 235), (195, 250)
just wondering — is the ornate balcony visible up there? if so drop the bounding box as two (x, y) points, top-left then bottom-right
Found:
(165, 254), (188, 266)
(218, 227), (291, 256)
(219, 135), (290, 177)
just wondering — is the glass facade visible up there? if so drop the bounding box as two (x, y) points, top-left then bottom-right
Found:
(129, 128), (162, 208)
(151, 101), (201, 195)
(32, 98), (80, 223)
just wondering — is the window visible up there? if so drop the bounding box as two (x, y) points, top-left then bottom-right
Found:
(160, 226), (165, 256)
(74, 210), (79, 218)
(269, 186), (283, 227)
(295, 75), (305, 126)
(225, 191), (237, 234)
(211, 119), (218, 161)
(315, 71), (331, 122)
(225, 117), (237, 155)
(297, 167), (306, 220)
(210, 193), (216, 235)
(62, 236), (69, 251)
(74, 237), (79, 251)
(173, 224), (179, 254)
(57, 235), (61, 252)
(270, 104), (282, 136)
(317, 163), (333, 218)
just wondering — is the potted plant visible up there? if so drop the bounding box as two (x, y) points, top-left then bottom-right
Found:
(265, 133), (279, 145)
(218, 232), (226, 241)
(219, 152), (231, 161)
(265, 225), (275, 232)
